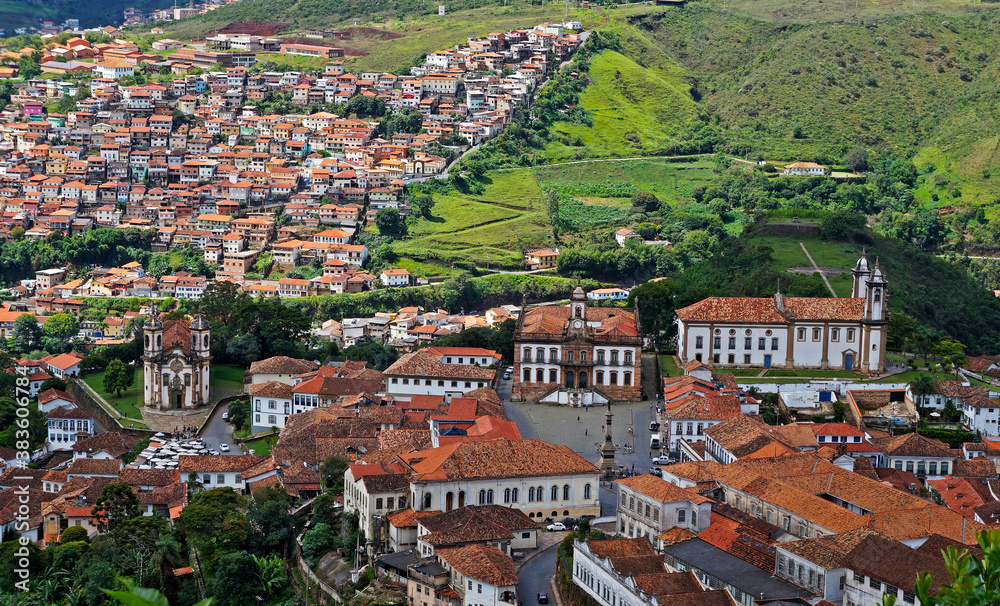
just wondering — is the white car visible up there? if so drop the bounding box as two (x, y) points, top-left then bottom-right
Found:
(222, 412), (229, 420)
(546, 522), (567, 531)
(219, 443), (230, 452)
(652, 456), (674, 465)
(209, 450), (220, 456)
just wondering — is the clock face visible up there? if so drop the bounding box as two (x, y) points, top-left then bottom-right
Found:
(573, 320), (583, 329)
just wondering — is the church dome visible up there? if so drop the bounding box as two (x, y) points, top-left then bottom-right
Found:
(190, 314), (210, 330)
(854, 255), (869, 273)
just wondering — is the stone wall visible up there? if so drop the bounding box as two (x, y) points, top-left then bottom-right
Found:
(67, 379), (157, 439)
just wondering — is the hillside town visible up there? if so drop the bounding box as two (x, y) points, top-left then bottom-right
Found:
(1, 3), (1000, 606)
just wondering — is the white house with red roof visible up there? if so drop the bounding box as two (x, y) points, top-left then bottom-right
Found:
(42, 352), (83, 379)
(47, 406), (94, 451)
(37, 388), (75, 413)
(676, 253), (887, 373)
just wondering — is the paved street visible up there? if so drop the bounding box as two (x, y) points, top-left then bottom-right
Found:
(518, 542), (559, 606)
(200, 403), (237, 455)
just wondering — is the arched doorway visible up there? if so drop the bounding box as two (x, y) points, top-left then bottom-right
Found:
(170, 390), (183, 409)
(446, 492), (454, 511)
(458, 491), (466, 508)
(579, 372), (587, 388)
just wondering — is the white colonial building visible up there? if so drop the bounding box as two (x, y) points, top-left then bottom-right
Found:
(403, 439), (601, 522)
(676, 253), (888, 373)
(142, 314), (212, 409)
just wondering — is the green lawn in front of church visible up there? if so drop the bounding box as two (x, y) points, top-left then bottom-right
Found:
(83, 368), (145, 422)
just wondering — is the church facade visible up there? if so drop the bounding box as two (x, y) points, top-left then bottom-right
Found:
(675, 253), (888, 373)
(512, 287), (643, 405)
(142, 314), (212, 409)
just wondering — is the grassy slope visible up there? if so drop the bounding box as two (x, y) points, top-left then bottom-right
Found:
(623, 6), (1000, 208)
(547, 49), (698, 159)
(395, 170), (550, 269)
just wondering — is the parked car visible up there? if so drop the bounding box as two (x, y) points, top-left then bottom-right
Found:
(537, 593), (549, 604)
(503, 372), (511, 380)
(650, 467), (663, 477)
(219, 443), (230, 452)
(546, 522), (566, 531)
(652, 455), (674, 465)
(649, 421), (660, 431)
(209, 450), (220, 456)
(561, 518), (578, 530)
(222, 412), (229, 420)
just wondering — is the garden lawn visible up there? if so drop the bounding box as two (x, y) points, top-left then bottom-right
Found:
(659, 355), (681, 378)
(875, 370), (961, 384)
(210, 365), (246, 388)
(245, 437), (274, 456)
(83, 368), (144, 421)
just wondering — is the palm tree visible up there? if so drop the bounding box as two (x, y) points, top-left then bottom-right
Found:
(909, 374), (938, 408)
(151, 535), (182, 579)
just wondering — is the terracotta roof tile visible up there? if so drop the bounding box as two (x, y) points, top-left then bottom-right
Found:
(436, 544), (517, 586)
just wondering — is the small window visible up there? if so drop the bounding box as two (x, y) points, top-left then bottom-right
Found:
(713, 337), (721, 349)
(713, 354), (720, 364)
(771, 338), (779, 350)
(744, 354), (751, 364)
(728, 354), (734, 364)
(831, 328), (839, 341)
(847, 329), (855, 342)
(758, 337), (765, 350)
(812, 328), (821, 341)
(678, 510), (686, 523)
(797, 328), (806, 341)
(744, 337), (752, 349)
(728, 337), (736, 350)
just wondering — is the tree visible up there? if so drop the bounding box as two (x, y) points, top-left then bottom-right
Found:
(245, 491), (293, 555)
(627, 279), (678, 350)
(11, 314), (42, 352)
(301, 523), (341, 561)
(881, 529), (1000, 606)
(844, 148), (870, 173)
(43, 312), (80, 342)
(320, 455), (350, 492)
(103, 359), (133, 398)
(207, 551), (264, 606)
(92, 482), (141, 532)
(311, 493), (339, 528)
(909, 375), (938, 407)
(60, 525), (89, 544)
(375, 208), (405, 237)
(344, 336), (399, 371)
(631, 191), (661, 213)
(179, 488), (247, 572)
(38, 377), (67, 393)
(413, 194), (436, 218)
(818, 209), (867, 240)
(227, 399), (250, 432)
(226, 332), (261, 367)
